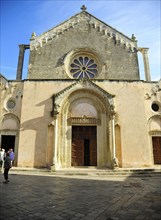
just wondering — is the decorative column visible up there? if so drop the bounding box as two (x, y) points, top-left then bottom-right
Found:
(16, 44), (30, 80)
(51, 102), (60, 171)
(110, 105), (118, 168)
(52, 116), (58, 170)
(138, 48), (151, 81)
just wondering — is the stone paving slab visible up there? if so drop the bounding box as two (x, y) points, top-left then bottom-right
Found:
(0, 172), (161, 220)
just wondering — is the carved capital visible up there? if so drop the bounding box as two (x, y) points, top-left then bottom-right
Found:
(138, 47), (149, 55)
(109, 104), (116, 119)
(51, 95), (60, 117)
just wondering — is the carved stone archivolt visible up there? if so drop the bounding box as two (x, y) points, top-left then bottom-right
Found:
(51, 79), (115, 119)
(148, 115), (161, 134)
(1, 113), (20, 130)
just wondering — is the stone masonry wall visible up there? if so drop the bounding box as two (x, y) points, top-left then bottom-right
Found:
(28, 13), (139, 80)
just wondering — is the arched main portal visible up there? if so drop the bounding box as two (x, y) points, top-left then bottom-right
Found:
(50, 80), (116, 170)
(50, 79), (116, 169)
(61, 90), (110, 168)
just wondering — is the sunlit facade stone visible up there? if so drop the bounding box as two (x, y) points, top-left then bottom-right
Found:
(0, 6), (161, 169)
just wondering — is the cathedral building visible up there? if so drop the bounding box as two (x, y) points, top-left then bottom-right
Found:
(0, 6), (161, 169)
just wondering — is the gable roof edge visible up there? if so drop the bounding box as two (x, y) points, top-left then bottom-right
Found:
(31, 11), (134, 44)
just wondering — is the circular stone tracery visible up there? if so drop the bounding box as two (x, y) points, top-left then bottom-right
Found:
(7, 99), (16, 109)
(70, 56), (98, 79)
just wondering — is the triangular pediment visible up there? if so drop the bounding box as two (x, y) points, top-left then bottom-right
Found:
(51, 79), (115, 116)
(55, 79), (115, 99)
(30, 9), (136, 50)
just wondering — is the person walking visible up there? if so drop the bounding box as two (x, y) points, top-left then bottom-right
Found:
(3, 152), (11, 184)
(0, 148), (5, 172)
(9, 148), (15, 167)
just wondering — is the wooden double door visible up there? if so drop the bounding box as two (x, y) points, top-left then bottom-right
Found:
(72, 126), (97, 166)
(152, 137), (161, 164)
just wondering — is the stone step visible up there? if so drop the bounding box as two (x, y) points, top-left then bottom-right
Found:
(51, 169), (161, 177)
(9, 166), (161, 177)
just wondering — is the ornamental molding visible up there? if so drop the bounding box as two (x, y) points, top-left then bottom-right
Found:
(0, 130), (18, 136)
(149, 130), (161, 136)
(144, 84), (161, 100)
(68, 116), (101, 126)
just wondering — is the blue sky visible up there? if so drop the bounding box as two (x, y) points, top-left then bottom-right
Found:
(0, 0), (160, 81)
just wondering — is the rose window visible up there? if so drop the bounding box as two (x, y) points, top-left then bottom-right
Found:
(70, 56), (98, 79)
(7, 99), (16, 109)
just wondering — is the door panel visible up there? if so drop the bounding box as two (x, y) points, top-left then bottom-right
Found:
(90, 139), (97, 166)
(84, 139), (90, 166)
(72, 140), (84, 166)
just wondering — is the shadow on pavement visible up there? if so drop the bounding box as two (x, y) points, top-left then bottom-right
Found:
(0, 172), (161, 220)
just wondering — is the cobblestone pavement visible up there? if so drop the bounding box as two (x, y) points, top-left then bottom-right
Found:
(0, 172), (161, 220)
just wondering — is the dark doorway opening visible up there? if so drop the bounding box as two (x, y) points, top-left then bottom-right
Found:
(84, 139), (90, 166)
(1, 135), (15, 153)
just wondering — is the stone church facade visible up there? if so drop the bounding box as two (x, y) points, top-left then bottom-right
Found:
(0, 6), (161, 169)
